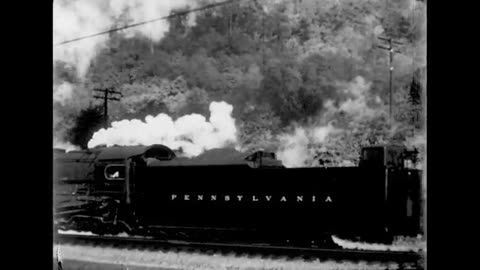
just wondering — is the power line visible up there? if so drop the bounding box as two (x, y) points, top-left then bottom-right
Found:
(377, 36), (403, 120)
(55, 0), (399, 48)
(55, 0), (242, 46)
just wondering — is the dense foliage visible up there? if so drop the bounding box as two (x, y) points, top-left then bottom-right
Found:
(53, 0), (426, 167)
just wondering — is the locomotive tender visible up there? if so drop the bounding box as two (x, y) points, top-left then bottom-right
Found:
(54, 144), (423, 245)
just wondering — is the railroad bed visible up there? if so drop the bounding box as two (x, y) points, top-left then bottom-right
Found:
(54, 233), (425, 270)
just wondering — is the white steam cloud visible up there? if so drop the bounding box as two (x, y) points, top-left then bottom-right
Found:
(322, 76), (384, 122)
(53, 82), (74, 105)
(276, 124), (337, 168)
(337, 76), (379, 119)
(276, 128), (309, 168)
(53, 0), (198, 78)
(276, 76), (382, 168)
(88, 101), (238, 157)
(54, 138), (80, 152)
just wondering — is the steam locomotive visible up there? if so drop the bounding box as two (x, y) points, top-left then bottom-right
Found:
(54, 144), (423, 246)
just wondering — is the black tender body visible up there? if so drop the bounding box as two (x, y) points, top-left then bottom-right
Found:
(53, 144), (423, 244)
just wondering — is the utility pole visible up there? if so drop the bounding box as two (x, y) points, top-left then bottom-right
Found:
(260, 2), (266, 73)
(377, 36), (403, 120)
(93, 87), (123, 128)
(227, 4), (234, 51)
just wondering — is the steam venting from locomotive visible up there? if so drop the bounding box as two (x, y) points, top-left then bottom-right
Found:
(88, 101), (238, 157)
(53, 0), (426, 168)
(53, 0), (198, 79)
(53, 0), (203, 149)
(276, 125), (337, 168)
(275, 76), (384, 168)
(53, 138), (80, 153)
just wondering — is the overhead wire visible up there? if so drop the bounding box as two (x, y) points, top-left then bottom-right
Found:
(55, 0), (243, 46)
(56, 0), (389, 47)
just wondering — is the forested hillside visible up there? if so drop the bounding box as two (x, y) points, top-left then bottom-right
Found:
(53, 0), (426, 168)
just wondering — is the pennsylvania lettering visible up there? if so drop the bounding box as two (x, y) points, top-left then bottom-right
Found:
(170, 194), (333, 203)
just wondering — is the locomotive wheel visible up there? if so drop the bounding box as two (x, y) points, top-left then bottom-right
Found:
(114, 220), (133, 235)
(88, 218), (106, 235)
(69, 217), (91, 232)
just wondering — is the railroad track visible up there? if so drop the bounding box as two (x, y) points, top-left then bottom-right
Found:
(55, 232), (424, 269)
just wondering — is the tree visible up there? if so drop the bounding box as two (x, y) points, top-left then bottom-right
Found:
(238, 105), (281, 152)
(53, 0), (426, 163)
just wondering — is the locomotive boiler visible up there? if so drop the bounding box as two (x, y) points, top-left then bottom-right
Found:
(53, 144), (423, 246)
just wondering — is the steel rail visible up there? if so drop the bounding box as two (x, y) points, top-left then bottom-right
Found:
(56, 232), (424, 267)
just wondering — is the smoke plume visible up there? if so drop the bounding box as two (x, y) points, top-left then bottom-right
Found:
(53, 82), (74, 105)
(53, 0), (197, 78)
(334, 76), (383, 120)
(53, 0), (201, 149)
(88, 101), (237, 157)
(53, 0), (426, 168)
(53, 138), (80, 152)
(276, 124), (337, 168)
(275, 76), (382, 168)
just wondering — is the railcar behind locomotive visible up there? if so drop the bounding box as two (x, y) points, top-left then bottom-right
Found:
(53, 144), (423, 245)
